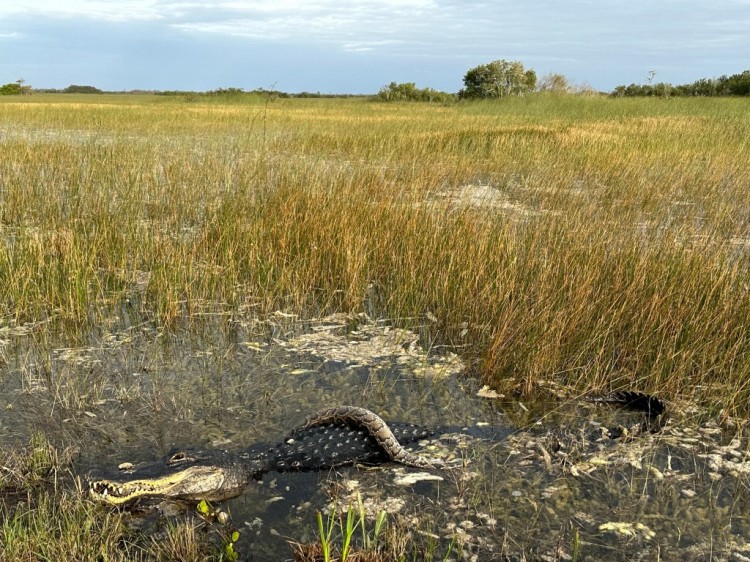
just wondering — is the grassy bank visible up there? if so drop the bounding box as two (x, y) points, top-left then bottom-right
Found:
(0, 94), (749, 412)
(0, 435), (227, 561)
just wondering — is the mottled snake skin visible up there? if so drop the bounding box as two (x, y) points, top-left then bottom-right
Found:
(292, 405), (444, 469)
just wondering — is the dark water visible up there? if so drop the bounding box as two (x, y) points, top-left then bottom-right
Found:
(1, 314), (749, 561)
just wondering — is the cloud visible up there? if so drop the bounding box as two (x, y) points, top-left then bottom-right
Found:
(0, 0), (166, 22)
(170, 1), (443, 53)
(4, 0), (749, 59)
(2, 0), (468, 55)
(0, 0), (437, 25)
(1, 0), (748, 92)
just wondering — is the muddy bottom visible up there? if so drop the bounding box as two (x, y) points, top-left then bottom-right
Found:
(1, 312), (749, 561)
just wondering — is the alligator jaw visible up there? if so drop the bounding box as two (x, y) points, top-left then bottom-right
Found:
(89, 465), (229, 506)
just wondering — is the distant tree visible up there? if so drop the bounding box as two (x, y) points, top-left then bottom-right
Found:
(0, 83), (20, 95)
(571, 81), (600, 96)
(612, 69), (749, 97)
(459, 60), (536, 99)
(653, 82), (674, 98)
(209, 87), (246, 97)
(378, 81), (416, 101)
(377, 82), (455, 103)
(0, 79), (31, 95)
(718, 70), (750, 96)
(537, 73), (571, 94)
(691, 78), (718, 97)
(63, 84), (103, 94)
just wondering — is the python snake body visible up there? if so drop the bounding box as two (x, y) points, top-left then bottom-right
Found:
(289, 405), (444, 469)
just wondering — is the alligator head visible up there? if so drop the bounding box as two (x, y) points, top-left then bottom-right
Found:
(88, 449), (253, 506)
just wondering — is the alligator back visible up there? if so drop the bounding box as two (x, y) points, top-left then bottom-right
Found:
(290, 406), (443, 469)
(256, 418), (433, 472)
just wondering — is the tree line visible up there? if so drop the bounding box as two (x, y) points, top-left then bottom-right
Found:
(4, 64), (749, 100)
(379, 64), (750, 102)
(611, 70), (750, 97)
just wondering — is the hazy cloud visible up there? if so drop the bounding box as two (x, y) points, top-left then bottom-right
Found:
(1, 0), (748, 92)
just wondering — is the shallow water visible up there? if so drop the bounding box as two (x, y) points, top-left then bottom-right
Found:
(1, 313), (749, 561)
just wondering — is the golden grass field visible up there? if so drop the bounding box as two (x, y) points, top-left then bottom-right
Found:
(2, 93), (749, 412)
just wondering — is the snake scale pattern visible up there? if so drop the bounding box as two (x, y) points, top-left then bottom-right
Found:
(292, 405), (444, 469)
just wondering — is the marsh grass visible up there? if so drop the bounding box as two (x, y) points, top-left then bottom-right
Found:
(1, 95), (749, 412)
(0, 434), (122, 561)
(0, 487), (130, 562)
(0, 435), (222, 561)
(0, 433), (74, 495)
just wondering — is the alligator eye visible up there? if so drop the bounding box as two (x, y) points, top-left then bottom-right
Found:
(168, 452), (187, 463)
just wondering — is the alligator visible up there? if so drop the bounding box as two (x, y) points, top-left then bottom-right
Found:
(89, 395), (665, 506)
(88, 406), (440, 506)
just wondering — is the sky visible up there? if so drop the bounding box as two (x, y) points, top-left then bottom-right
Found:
(1, 1), (749, 94)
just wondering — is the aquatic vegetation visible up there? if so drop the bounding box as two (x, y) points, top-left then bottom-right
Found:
(290, 493), (455, 562)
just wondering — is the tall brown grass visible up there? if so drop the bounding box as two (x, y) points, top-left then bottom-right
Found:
(0, 94), (748, 412)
